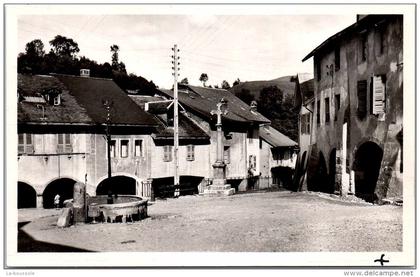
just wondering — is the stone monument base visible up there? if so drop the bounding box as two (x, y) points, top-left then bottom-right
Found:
(203, 179), (235, 196)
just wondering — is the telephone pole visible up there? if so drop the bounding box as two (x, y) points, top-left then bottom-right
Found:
(172, 44), (180, 197)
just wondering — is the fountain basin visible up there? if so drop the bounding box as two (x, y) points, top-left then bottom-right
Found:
(87, 195), (148, 223)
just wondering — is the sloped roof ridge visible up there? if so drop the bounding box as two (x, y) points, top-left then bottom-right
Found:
(50, 73), (113, 81)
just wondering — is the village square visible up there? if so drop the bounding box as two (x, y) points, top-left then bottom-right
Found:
(13, 12), (405, 255)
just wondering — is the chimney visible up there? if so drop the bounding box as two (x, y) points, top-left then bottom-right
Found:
(80, 69), (90, 77)
(250, 100), (258, 112)
(357, 14), (368, 21)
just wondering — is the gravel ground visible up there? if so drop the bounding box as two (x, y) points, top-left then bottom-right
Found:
(18, 190), (402, 252)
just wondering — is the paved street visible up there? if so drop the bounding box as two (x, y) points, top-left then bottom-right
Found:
(18, 190), (402, 252)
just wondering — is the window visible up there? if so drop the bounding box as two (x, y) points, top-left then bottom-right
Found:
(301, 114), (306, 134)
(316, 58), (321, 81)
(357, 80), (368, 119)
(224, 146), (230, 164)
(371, 75), (386, 115)
(18, 133), (34, 154)
(186, 145), (195, 161)
(110, 140), (116, 158)
(248, 155), (256, 169)
(375, 25), (386, 55)
(57, 134), (72, 153)
(53, 95), (61, 106)
(334, 94), (341, 121)
(360, 32), (368, 62)
(301, 114), (311, 134)
(163, 145), (173, 162)
(325, 97), (330, 123)
(316, 100), (320, 125)
(134, 140), (143, 157)
(334, 47), (340, 71)
(306, 114), (311, 133)
(120, 140), (129, 158)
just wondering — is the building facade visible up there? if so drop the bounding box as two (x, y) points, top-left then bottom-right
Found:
(298, 15), (403, 202)
(158, 84), (271, 192)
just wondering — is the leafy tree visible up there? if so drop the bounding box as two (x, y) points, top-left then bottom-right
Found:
(49, 35), (80, 58)
(25, 39), (45, 57)
(18, 39), (46, 73)
(214, 84), (219, 89)
(232, 78), (241, 86)
(236, 88), (254, 105)
(258, 86), (298, 141)
(199, 73), (208, 87)
(259, 86), (283, 117)
(110, 45), (120, 69)
(221, 80), (231, 89)
(180, 77), (189, 84)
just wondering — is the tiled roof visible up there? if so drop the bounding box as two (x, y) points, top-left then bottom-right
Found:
(153, 113), (209, 140)
(260, 125), (297, 148)
(302, 15), (399, 61)
(54, 74), (159, 127)
(160, 85), (270, 124)
(18, 74), (93, 124)
(128, 95), (209, 142)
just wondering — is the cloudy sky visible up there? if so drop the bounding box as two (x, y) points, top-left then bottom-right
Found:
(18, 14), (355, 88)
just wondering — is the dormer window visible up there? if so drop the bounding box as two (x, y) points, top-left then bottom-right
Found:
(53, 94), (61, 106)
(42, 88), (62, 106)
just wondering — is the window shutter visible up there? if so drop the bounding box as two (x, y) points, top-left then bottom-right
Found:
(18, 145), (25, 154)
(357, 80), (367, 119)
(301, 115), (306, 134)
(372, 75), (385, 115)
(26, 145), (34, 154)
(57, 144), (64, 153)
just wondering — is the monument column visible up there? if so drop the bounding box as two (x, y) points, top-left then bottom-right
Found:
(204, 98), (235, 196)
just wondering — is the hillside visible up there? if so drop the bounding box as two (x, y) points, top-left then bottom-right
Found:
(229, 75), (295, 100)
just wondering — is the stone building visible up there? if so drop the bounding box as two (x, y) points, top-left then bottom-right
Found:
(259, 125), (298, 189)
(17, 72), (210, 208)
(297, 15), (403, 202)
(158, 84), (271, 192)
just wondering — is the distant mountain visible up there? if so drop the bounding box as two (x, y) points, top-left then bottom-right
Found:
(229, 75), (295, 100)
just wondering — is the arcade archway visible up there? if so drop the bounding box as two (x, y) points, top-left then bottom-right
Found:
(353, 141), (383, 202)
(43, 178), (76, 208)
(18, 182), (37, 209)
(96, 175), (137, 196)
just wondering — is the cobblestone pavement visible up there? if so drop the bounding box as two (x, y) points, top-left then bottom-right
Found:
(18, 190), (402, 252)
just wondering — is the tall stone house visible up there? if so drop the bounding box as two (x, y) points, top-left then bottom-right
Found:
(296, 14), (403, 203)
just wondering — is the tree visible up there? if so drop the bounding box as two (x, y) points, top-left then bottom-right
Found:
(180, 77), (189, 85)
(232, 78), (241, 86)
(236, 88), (254, 105)
(18, 39), (46, 73)
(258, 86), (298, 141)
(49, 35), (80, 58)
(199, 73), (208, 87)
(221, 80), (231, 89)
(110, 45), (120, 69)
(259, 86), (283, 118)
(25, 39), (45, 57)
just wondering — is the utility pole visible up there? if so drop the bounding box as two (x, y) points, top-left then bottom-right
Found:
(172, 44), (180, 197)
(103, 99), (113, 204)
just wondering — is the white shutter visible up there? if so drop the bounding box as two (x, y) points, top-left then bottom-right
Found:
(373, 75), (385, 115)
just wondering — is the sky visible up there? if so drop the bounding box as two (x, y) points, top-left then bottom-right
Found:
(18, 14), (356, 89)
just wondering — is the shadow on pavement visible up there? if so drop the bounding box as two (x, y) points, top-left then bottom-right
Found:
(18, 221), (94, 252)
